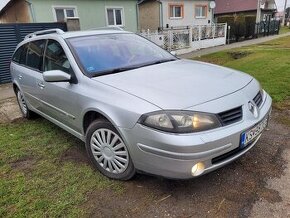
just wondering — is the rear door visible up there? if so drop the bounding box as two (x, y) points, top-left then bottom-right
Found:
(11, 42), (42, 110)
(24, 39), (47, 110)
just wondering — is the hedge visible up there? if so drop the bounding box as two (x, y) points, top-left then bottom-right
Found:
(217, 15), (256, 41)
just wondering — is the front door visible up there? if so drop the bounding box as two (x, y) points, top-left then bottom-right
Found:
(34, 39), (81, 132)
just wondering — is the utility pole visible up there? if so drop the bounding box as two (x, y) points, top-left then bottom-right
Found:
(282, 0), (288, 26)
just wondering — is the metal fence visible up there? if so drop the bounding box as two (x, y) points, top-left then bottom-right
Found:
(0, 22), (67, 84)
(228, 20), (280, 42)
(140, 24), (227, 54)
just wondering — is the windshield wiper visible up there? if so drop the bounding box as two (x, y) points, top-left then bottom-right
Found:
(143, 58), (176, 67)
(92, 58), (177, 77)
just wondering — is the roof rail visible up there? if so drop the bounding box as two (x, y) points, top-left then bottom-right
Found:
(24, 28), (64, 40)
(89, 26), (124, 31)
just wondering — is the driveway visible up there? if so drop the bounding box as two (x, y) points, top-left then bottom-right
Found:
(1, 89), (289, 217)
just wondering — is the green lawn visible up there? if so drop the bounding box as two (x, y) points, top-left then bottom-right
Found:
(194, 36), (290, 102)
(0, 119), (122, 217)
(280, 26), (290, 34)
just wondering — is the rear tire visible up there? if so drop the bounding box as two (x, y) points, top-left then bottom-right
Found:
(15, 88), (35, 119)
(85, 120), (135, 180)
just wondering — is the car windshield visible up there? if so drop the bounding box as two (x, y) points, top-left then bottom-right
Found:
(67, 33), (176, 76)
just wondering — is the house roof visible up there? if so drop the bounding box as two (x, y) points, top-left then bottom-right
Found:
(215, 0), (259, 15)
(0, 0), (12, 13)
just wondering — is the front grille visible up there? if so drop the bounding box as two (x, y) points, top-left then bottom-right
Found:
(218, 106), (243, 126)
(253, 91), (263, 107)
(211, 140), (254, 165)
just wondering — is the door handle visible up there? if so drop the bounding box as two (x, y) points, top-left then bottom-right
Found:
(38, 82), (45, 89)
(18, 75), (23, 80)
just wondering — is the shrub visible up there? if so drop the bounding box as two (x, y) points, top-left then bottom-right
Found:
(245, 16), (256, 38)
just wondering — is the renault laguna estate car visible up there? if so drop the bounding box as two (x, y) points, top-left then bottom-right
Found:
(10, 28), (272, 180)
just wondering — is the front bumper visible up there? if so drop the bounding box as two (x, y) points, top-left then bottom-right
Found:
(119, 91), (272, 179)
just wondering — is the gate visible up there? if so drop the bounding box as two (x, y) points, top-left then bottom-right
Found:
(0, 22), (67, 84)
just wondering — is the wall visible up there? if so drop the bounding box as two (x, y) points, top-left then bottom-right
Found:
(0, 0), (31, 23)
(139, 0), (160, 31)
(29, 0), (138, 31)
(161, 0), (212, 28)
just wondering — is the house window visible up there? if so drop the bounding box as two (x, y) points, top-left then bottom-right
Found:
(195, 5), (207, 18)
(169, 5), (183, 18)
(106, 8), (124, 26)
(53, 7), (77, 22)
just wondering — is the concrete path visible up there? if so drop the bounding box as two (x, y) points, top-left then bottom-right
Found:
(0, 83), (21, 123)
(0, 83), (14, 101)
(179, 32), (290, 59)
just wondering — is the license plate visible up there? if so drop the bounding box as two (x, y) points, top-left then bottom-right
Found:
(240, 116), (268, 148)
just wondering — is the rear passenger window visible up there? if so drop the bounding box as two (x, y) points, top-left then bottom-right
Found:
(44, 40), (71, 74)
(26, 40), (46, 71)
(12, 46), (23, 63)
(19, 43), (28, 65)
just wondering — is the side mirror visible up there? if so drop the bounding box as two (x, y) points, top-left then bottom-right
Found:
(43, 70), (71, 82)
(170, 51), (177, 56)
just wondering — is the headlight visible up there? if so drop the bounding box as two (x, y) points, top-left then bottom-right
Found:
(139, 111), (221, 133)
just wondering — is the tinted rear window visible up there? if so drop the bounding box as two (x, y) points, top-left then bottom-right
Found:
(19, 43), (28, 65)
(12, 46), (23, 63)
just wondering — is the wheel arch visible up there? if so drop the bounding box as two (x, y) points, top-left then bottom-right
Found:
(82, 109), (119, 135)
(12, 82), (20, 94)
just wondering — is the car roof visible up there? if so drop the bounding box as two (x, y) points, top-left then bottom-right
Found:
(61, 29), (132, 39)
(22, 29), (132, 43)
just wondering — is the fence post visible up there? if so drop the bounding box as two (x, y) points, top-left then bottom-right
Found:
(198, 25), (201, 50)
(212, 24), (215, 40)
(169, 30), (173, 51)
(189, 26), (193, 48)
(227, 24), (230, 44)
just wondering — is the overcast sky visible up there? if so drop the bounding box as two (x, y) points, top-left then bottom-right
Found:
(276, 0), (290, 11)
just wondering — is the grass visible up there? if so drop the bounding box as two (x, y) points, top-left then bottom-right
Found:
(0, 119), (122, 217)
(193, 36), (290, 102)
(280, 26), (290, 34)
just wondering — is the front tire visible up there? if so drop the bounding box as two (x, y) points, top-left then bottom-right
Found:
(85, 120), (135, 180)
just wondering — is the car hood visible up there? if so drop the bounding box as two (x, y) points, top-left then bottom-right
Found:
(93, 60), (253, 109)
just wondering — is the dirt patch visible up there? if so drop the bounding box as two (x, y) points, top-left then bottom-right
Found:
(250, 149), (290, 217)
(0, 98), (22, 124)
(60, 144), (90, 165)
(10, 156), (36, 172)
(80, 109), (290, 217)
(273, 101), (290, 127)
(228, 51), (252, 59)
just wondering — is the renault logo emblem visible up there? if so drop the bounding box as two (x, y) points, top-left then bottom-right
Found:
(248, 101), (259, 118)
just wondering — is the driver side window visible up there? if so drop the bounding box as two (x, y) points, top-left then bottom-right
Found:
(44, 40), (71, 74)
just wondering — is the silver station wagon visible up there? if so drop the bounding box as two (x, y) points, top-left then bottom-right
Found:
(10, 28), (272, 180)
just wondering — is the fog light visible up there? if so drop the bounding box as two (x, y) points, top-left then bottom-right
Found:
(191, 162), (205, 176)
